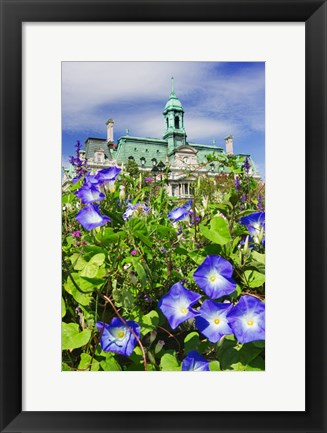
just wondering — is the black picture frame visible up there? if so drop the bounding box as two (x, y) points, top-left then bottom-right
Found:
(0, 0), (326, 432)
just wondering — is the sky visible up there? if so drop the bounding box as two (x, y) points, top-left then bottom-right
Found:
(62, 61), (265, 177)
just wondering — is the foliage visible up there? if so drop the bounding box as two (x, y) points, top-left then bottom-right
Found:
(62, 147), (265, 371)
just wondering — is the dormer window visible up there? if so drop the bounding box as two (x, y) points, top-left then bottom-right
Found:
(94, 149), (104, 163)
(140, 157), (146, 167)
(128, 156), (134, 161)
(151, 158), (157, 166)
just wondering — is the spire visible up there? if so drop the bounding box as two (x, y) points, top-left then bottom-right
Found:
(171, 76), (175, 95)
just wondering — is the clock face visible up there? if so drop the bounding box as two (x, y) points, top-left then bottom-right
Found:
(183, 157), (189, 164)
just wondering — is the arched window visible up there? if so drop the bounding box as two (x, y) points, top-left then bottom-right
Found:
(174, 116), (180, 129)
(166, 118), (169, 128)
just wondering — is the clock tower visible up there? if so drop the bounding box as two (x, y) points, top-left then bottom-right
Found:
(163, 78), (187, 154)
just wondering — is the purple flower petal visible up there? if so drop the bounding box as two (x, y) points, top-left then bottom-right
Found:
(240, 212), (265, 245)
(193, 255), (237, 299)
(123, 203), (150, 221)
(76, 204), (110, 231)
(84, 174), (100, 185)
(96, 317), (140, 356)
(195, 300), (233, 343)
(96, 166), (121, 184)
(182, 350), (210, 371)
(158, 282), (201, 329)
(168, 200), (193, 223)
(75, 184), (105, 204)
(227, 295), (265, 344)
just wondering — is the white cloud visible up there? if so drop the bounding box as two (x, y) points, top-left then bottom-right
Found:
(62, 61), (264, 143)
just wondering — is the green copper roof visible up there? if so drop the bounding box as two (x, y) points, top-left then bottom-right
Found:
(163, 77), (184, 113)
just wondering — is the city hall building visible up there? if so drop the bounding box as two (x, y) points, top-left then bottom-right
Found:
(66, 80), (259, 197)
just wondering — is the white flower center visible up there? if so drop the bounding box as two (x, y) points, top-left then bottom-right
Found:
(89, 211), (102, 223)
(208, 271), (220, 284)
(112, 328), (126, 339)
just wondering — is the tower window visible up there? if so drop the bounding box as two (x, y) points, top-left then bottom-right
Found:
(175, 116), (180, 129)
(166, 118), (169, 128)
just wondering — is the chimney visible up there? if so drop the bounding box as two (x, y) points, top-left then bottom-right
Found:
(225, 135), (234, 155)
(106, 118), (114, 143)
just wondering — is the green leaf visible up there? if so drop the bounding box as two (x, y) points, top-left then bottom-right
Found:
(245, 355), (265, 371)
(184, 332), (200, 353)
(244, 270), (265, 288)
(97, 227), (125, 243)
(188, 251), (206, 265)
(79, 253), (105, 278)
(61, 297), (66, 318)
(239, 343), (262, 365)
(80, 262), (99, 278)
(70, 178), (83, 191)
(129, 218), (153, 247)
(251, 251), (265, 264)
(156, 225), (176, 239)
(160, 353), (181, 371)
(209, 360), (221, 371)
(62, 322), (91, 351)
(62, 194), (75, 204)
(62, 362), (73, 371)
(78, 353), (92, 371)
(63, 274), (93, 306)
(140, 310), (159, 336)
(220, 346), (240, 370)
(89, 253), (106, 266)
(100, 357), (122, 371)
(78, 353), (100, 371)
(69, 253), (87, 271)
(112, 286), (134, 310)
(130, 258), (147, 288)
(200, 216), (232, 245)
(253, 340), (265, 349)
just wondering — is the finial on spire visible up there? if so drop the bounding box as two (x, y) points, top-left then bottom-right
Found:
(171, 76), (175, 94)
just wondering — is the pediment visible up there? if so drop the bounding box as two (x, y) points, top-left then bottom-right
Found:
(174, 145), (197, 155)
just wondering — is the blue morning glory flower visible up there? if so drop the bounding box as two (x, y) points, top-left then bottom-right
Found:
(75, 184), (105, 204)
(195, 300), (233, 343)
(182, 350), (210, 371)
(96, 317), (141, 356)
(84, 173), (100, 185)
(168, 200), (192, 223)
(193, 255), (237, 299)
(76, 204), (110, 230)
(96, 166), (121, 184)
(227, 295), (265, 344)
(158, 282), (201, 329)
(240, 212), (265, 245)
(123, 203), (150, 221)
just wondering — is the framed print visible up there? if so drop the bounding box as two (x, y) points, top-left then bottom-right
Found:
(0, 0), (326, 432)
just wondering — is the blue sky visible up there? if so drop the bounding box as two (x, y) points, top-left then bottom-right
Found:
(62, 61), (265, 177)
